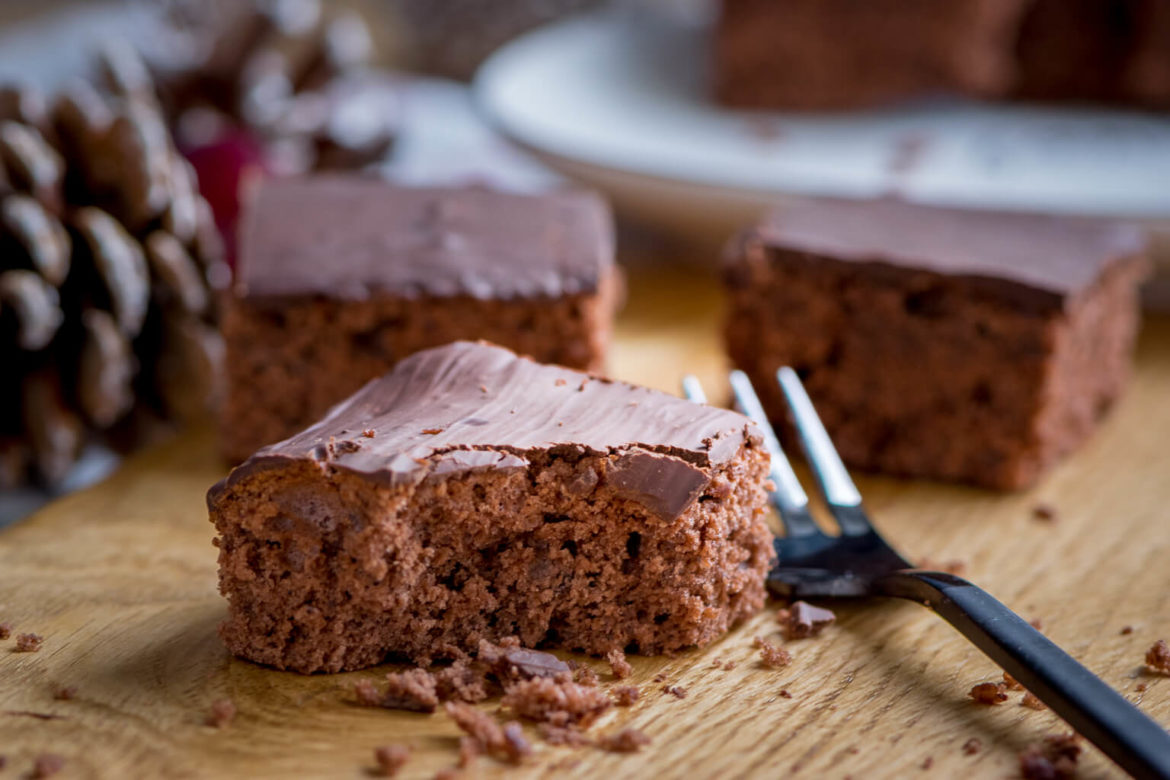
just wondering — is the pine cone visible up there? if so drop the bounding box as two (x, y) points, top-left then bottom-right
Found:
(153, 0), (398, 175)
(0, 71), (225, 489)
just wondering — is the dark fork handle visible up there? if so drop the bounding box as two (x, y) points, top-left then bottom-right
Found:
(876, 569), (1170, 780)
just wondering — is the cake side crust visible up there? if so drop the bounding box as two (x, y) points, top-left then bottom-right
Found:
(210, 441), (773, 673)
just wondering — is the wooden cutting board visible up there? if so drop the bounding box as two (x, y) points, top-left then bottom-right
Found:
(2, 267), (1170, 779)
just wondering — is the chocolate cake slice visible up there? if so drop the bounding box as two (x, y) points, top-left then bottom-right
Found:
(724, 198), (1149, 490)
(219, 177), (620, 463)
(713, 0), (1029, 110)
(208, 341), (774, 673)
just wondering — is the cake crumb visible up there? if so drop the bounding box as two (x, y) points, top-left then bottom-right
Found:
(1146, 639), (1170, 674)
(206, 698), (236, 728)
(30, 754), (65, 779)
(598, 728), (651, 753)
(1136, 682), (1149, 693)
(961, 737), (982, 755)
(723, 660), (737, 671)
(1003, 672), (1024, 691)
(779, 689), (792, 699)
(663, 685), (688, 699)
(1031, 504), (1058, 522)
(382, 668), (440, 712)
(501, 677), (611, 727)
(1030, 618), (1044, 631)
(362, 429), (376, 438)
(0, 622), (11, 639)
(500, 722), (533, 764)
(354, 678), (383, 706)
(1121, 625), (1134, 635)
(52, 685), (77, 701)
(433, 769), (460, 780)
(421, 428), (444, 435)
(652, 672), (668, 683)
(968, 682), (1008, 704)
(538, 723), (593, 747)
(573, 665), (600, 687)
(920, 756), (934, 770)
(372, 744), (410, 777)
(753, 636), (793, 668)
(457, 736), (480, 768)
(1021, 692), (1046, 710)
(611, 685), (640, 707)
(606, 649), (632, 679)
(14, 632), (44, 652)
(445, 702), (505, 752)
(1019, 733), (1081, 779)
(555, 378), (567, 386)
(777, 601), (835, 639)
(435, 662), (489, 704)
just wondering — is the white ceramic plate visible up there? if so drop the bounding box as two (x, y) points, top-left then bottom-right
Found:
(475, 11), (1170, 265)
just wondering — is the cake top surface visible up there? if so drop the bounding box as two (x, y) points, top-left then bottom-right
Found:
(213, 342), (759, 520)
(236, 178), (614, 301)
(739, 198), (1145, 298)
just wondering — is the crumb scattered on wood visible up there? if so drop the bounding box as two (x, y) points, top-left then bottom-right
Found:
(652, 672), (668, 683)
(776, 601), (836, 639)
(961, 737), (982, 755)
(373, 744), (410, 777)
(445, 701), (505, 753)
(14, 632), (44, 652)
(968, 682), (1008, 704)
(1136, 682), (1149, 693)
(779, 689), (793, 699)
(1019, 733), (1081, 780)
(573, 665), (600, 687)
(753, 636), (792, 668)
(362, 429), (376, 438)
(1003, 672), (1023, 691)
(382, 669), (441, 712)
(458, 735), (481, 768)
(52, 685), (77, 701)
(920, 756), (934, 769)
(206, 698), (236, 728)
(500, 722), (533, 764)
(606, 649), (632, 680)
(611, 685), (640, 707)
(500, 678), (611, 727)
(1031, 504), (1057, 522)
(1121, 625), (1134, 635)
(1021, 692), (1046, 710)
(31, 754), (65, 778)
(1030, 618), (1044, 631)
(0, 622), (11, 640)
(1146, 639), (1170, 674)
(598, 728), (651, 753)
(663, 685), (688, 700)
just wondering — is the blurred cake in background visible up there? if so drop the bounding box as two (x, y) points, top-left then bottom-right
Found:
(724, 199), (1150, 489)
(715, 0), (1170, 110)
(390, 0), (605, 80)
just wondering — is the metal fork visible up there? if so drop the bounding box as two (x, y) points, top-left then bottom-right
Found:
(683, 368), (1170, 780)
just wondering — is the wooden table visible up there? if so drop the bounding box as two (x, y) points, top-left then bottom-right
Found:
(2, 267), (1169, 779)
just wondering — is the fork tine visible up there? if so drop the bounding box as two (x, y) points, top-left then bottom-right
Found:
(725, 371), (826, 539)
(775, 367), (873, 536)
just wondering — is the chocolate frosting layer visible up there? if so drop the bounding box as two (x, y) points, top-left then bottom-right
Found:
(236, 177), (614, 301)
(733, 197), (1146, 305)
(211, 342), (759, 521)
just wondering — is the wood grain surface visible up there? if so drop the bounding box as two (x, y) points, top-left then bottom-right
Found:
(2, 266), (1170, 779)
